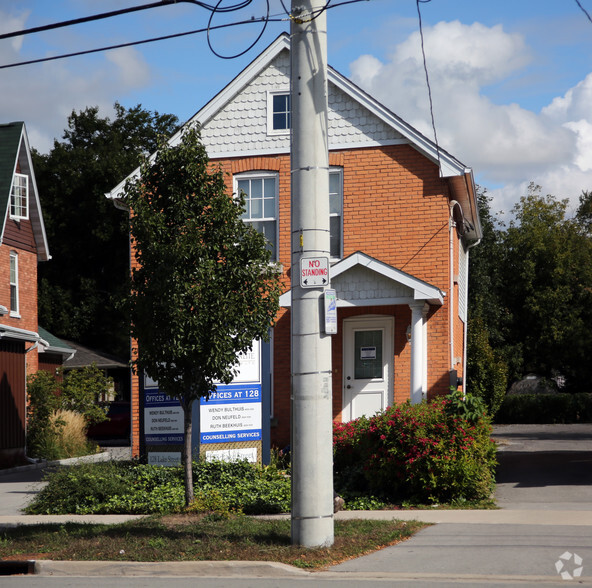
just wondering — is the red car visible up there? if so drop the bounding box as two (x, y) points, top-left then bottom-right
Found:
(87, 401), (130, 441)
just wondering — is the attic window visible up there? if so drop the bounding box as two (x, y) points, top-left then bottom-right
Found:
(10, 173), (28, 221)
(268, 91), (291, 134)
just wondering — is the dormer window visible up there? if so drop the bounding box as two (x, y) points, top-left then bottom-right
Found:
(10, 173), (28, 220)
(267, 91), (291, 134)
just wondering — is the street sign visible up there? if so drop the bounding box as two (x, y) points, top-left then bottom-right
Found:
(300, 256), (329, 288)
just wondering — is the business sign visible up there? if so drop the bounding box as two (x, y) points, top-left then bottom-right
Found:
(144, 374), (184, 445)
(300, 256), (329, 288)
(199, 340), (262, 445)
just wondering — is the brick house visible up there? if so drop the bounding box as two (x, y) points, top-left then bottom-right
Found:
(109, 34), (481, 456)
(0, 122), (50, 466)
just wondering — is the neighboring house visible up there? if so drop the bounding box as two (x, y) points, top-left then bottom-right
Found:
(0, 121), (50, 467)
(62, 340), (130, 402)
(37, 326), (76, 380)
(108, 34), (481, 456)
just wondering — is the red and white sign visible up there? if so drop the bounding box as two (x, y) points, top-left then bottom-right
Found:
(300, 256), (329, 288)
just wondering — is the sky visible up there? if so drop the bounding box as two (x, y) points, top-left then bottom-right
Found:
(1, 0), (591, 216)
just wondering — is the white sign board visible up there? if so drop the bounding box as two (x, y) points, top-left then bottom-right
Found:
(300, 256), (329, 288)
(324, 289), (337, 334)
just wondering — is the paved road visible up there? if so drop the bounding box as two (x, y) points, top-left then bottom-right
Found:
(2, 426), (592, 586)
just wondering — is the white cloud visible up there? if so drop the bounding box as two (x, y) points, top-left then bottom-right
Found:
(0, 9), (153, 153)
(349, 20), (592, 213)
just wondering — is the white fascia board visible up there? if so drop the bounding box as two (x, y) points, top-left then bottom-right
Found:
(0, 324), (40, 342)
(280, 252), (444, 307)
(107, 35), (291, 202)
(20, 125), (51, 261)
(328, 69), (468, 178)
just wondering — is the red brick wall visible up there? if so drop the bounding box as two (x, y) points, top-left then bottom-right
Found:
(0, 245), (39, 374)
(128, 144), (465, 451)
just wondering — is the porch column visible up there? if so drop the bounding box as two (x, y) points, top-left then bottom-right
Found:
(409, 302), (428, 404)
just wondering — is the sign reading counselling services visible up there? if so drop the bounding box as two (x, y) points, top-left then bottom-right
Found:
(199, 340), (262, 444)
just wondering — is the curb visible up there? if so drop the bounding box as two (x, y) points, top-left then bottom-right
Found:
(0, 451), (112, 477)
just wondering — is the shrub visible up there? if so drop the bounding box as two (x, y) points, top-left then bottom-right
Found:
(334, 395), (497, 505)
(26, 459), (291, 516)
(495, 393), (592, 424)
(26, 366), (111, 459)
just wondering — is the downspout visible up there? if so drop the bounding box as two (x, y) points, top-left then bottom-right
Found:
(462, 237), (481, 396)
(449, 202), (459, 374)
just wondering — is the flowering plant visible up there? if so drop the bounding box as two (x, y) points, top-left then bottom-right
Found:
(333, 394), (497, 504)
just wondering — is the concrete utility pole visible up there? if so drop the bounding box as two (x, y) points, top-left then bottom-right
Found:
(290, 0), (334, 547)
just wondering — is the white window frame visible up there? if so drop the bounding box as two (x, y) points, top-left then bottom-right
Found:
(329, 167), (343, 260)
(267, 90), (291, 136)
(9, 251), (19, 318)
(234, 171), (279, 262)
(10, 173), (29, 221)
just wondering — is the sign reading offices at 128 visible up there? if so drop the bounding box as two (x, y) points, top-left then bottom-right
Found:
(200, 341), (262, 445)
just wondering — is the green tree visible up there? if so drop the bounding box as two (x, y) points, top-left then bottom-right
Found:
(32, 103), (179, 358)
(501, 184), (592, 390)
(467, 187), (509, 413)
(121, 125), (282, 506)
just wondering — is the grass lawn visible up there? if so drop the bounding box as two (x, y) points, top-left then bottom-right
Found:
(0, 515), (427, 570)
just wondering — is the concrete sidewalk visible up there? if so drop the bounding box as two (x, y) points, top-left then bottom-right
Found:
(1, 425), (592, 585)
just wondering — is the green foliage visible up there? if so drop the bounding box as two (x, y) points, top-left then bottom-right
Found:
(26, 367), (111, 459)
(25, 460), (291, 516)
(121, 124), (282, 505)
(333, 397), (497, 505)
(469, 183), (592, 397)
(495, 393), (592, 424)
(444, 388), (488, 423)
(33, 103), (179, 357)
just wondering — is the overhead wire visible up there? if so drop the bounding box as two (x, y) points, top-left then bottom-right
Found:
(0, 0), (369, 69)
(574, 0), (592, 23)
(0, 0), (254, 41)
(416, 0), (442, 176)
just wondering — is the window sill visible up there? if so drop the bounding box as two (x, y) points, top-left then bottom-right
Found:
(9, 312), (21, 319)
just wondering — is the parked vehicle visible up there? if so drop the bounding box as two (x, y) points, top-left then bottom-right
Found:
(87, 401), (130, 442)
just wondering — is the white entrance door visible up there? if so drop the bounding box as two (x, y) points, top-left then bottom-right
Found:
(342, 316), (394, 422)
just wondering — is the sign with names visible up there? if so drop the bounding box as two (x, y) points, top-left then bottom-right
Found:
(200, 340), (262, 445)
(144, 373), (184, 445)
(300, 256), (329, 288)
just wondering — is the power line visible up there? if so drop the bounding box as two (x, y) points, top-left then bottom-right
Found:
(0, 0), (368, 69)
(0, 0), (254, 41)
(574, 0), (592, 23)
(416, 0), (442, 176)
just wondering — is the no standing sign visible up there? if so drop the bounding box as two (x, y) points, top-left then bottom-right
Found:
(300, 256), (329, 288)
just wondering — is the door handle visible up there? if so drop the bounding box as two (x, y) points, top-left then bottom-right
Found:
(346, 385), (351, 389)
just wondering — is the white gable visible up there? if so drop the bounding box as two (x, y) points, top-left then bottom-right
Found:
(200, 49), (404, 157)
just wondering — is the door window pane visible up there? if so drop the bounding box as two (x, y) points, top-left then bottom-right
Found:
(354, 330), (382, 380)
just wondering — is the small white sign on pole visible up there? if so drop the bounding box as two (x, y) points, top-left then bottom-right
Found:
(324, 289), (337, 334)
(300, 256), (329, 288)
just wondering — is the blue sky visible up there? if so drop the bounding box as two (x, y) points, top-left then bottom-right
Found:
(1, 0), (591, 214)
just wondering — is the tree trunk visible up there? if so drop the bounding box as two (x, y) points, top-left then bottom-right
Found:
(182, 399), (194, 506)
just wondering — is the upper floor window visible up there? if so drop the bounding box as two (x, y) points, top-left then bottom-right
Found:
(329, 168), (343, 259)
(9, 251), (19, 317)
(236, 172), (278, 261)
(10, 173), (28, 220)
(267, 91), (291, 134)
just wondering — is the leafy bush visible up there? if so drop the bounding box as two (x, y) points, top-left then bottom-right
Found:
(26, 459), (291, 515)
(334, 395), (497, 505)
(495, 393), (592, 424)
(27, 366), (112, 459)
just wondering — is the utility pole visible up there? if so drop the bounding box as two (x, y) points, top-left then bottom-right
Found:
(290, 0), (334, 548)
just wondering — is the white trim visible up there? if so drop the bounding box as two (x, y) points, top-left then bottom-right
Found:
(267, 89), (291, 136)
(0, 324), (40, 342)
(10, 173), (29, 221)
(9, 251), (19, 317)
(329, 167), (343, 261)
(234, 170), (279, 262)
